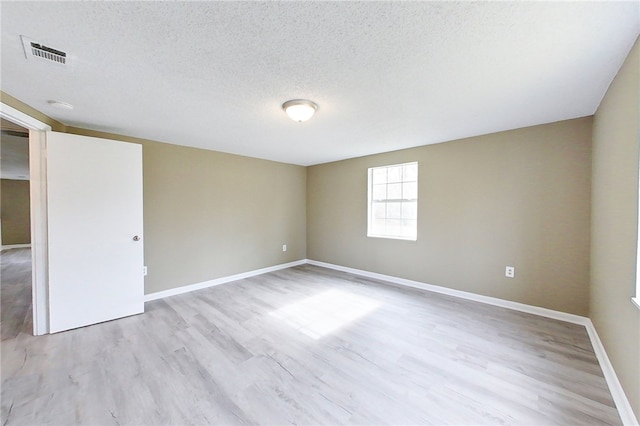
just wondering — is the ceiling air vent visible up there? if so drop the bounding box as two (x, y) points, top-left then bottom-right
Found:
(21, 36), (68, 66)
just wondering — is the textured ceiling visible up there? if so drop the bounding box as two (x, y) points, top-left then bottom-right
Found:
(1, 2), (638, 166)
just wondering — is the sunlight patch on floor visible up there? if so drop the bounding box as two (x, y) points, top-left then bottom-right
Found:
(269, 289), (381, 339)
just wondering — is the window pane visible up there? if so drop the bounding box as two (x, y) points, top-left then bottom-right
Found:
(403, 182), (417, 200)
(371, 219), (386, 235)
(372, 202), (386, 219)
(368, 162), (418, 240)
(387, 183), (402, 199)
(386, 219), (402, 236)
(387, 202), (402, 219)
(372, 184), (387, 200)
(403, 163), (418, 182)
(401, 219), (417, 238)
(402, 201), (417, 220)
(387, 166), (402, 183)
(372, 168), (387, 184)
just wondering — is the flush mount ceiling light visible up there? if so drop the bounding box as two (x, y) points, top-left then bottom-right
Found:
(47, 100), (74, 110)
(282, 99), (318, 122)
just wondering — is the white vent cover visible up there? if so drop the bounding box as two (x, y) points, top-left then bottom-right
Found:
(21, 36), (68, 66)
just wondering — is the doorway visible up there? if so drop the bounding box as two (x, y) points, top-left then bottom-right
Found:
(0, 119), (32, 339)
(1, 102), (51, 335)
(1, 102), (145, 335)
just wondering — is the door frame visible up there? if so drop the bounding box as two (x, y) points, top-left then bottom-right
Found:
(1, 102), (51, 335)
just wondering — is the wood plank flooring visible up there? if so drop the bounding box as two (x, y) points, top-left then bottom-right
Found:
(0, 248), (32, 341)
(1, 251), (622, 425)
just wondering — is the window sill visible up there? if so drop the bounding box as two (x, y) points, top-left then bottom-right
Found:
(632, 297), (640, 311)
(367, 234), (417, 242)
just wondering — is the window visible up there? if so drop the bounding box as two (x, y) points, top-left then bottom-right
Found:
(368, 162), (418, 240)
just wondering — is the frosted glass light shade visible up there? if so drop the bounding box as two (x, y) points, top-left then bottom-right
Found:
(282, 99), (318, 122)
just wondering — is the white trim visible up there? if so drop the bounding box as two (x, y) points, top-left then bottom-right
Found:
(636, 121), (640, 312)
(144, 259), (307, 302)
(636, 125), (640, 314)
(142, 258), (637, 423)
(1, 244), (31, 251)
(0, 103), (52, 131)
(306, 259), (638, 425)
(585, 319), (639, 426)
(306, 259), (588, 324)
(28, 130), (50, 336)
(367, 161), (419, 241)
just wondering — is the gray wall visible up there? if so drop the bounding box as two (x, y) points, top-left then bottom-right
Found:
(66, 128), (307, 295)
(591, 37), (640, 419)
(0, 179), (31, 245)
(308, 118), (592, 316)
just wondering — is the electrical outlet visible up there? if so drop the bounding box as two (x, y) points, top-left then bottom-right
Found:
(505, 266), (515, 278)
(282, 244), (287, 252)
(143, 266), (148, 276)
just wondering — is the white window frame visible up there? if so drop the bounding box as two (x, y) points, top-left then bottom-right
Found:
(635, 161), (640, 309)
(367, 161), (418, 241)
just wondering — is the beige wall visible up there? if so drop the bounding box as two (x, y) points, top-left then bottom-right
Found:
(591, 37), (640, 419)
(1, 179), (31, 245)
(142, 140), (307, 294)
(65, 128), (307, 294)
(1, 92), (66, 132)
(308, 118), (592, 316)
(1, 93), (307, 295)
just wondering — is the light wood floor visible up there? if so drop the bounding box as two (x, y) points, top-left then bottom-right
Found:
(0, 248), (32, 341)
(1, 249), (622, 425)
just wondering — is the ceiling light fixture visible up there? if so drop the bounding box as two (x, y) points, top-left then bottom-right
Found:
(47, 100), (74, 110)
(282, 99), (318, 122)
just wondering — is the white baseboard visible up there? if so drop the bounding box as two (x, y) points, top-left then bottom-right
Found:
(306, 259), (588, 325)
(1, 244), (31, 251)
(584, 319), (639, 425)
(144, 259), (307, 302)
(142, 257), (637, 425)
(306, 259), (638, 426)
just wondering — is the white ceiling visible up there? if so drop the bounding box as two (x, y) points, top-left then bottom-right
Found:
(1, 2), (638, 166)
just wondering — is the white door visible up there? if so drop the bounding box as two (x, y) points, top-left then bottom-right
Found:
(46, 131), (144, 333)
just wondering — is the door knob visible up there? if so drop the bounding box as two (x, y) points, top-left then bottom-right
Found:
(133, 235), (141, 241)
